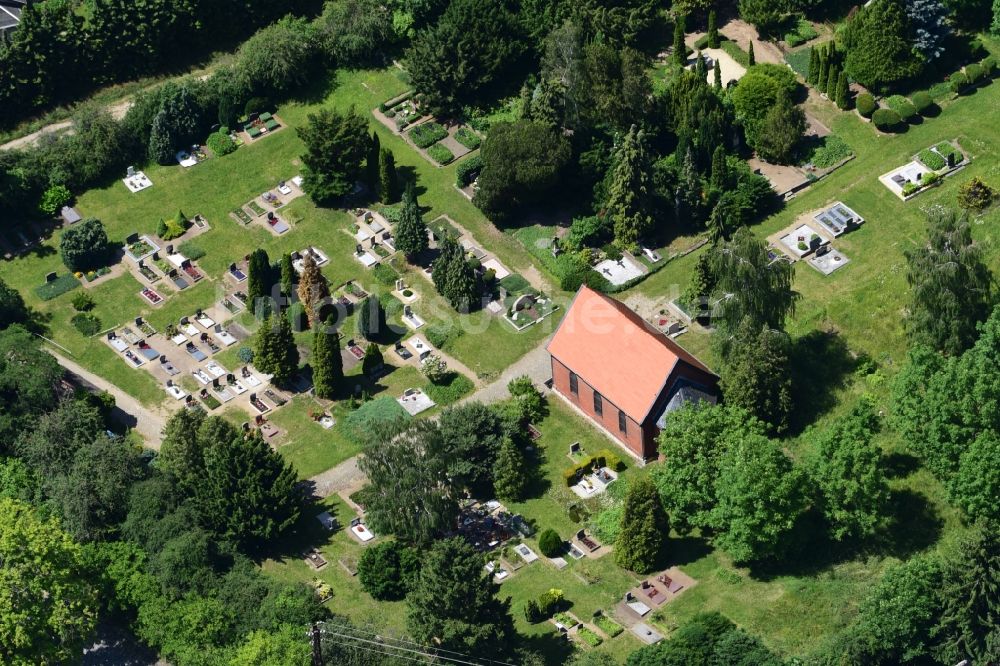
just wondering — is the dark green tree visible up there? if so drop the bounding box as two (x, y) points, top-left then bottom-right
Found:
(358, 419), (458, 544)
(0, 277), (28, 330)
(711, 432), (808, 562)
(356, 295), (386, 342)
(826, 64), (839, 100)
(615, 476), (670, 573)
(158, 408), (207, 496)
(606, 125), (654, 250)
(709, 145), (730, 191)
(318, 0), (395, 66)
(246, 249), (272, 317)
(681, 251), (718, 317)
(493, 437), (528, 502)
(298, 107), (370, 205)
(719, 317), (794, 433)
(232, 16), (321, 98)
(754, 93), (806, 164)
(406, 537), (515, 654)
(366, 131), (381, 193)
(394, 182), (429, 258)
(835, 71), (850, 109)
(905, 208), (993, 356)
(810, 402), (889, 542)
(378, 147), (398, 203)
(953, 433), (1000, 522)
(708, 10), (719, 48)
(361, 342), (383, 376)
(713, 59), (722, 88)
(739, 0), (789, 38)
(147, 84), (201, 165)
(14, 398), (104, 478)
(357, 541), (417, 601)
(253, 315), (300, 386)
(60, 217), (110, 272)
(438, 402), (505, 493)
(808, 46), (819, 85)
(673, 14), (686, 66)
(748, 40), (755, 66)
(279, 253), (294, 298)
(842, 0), (924, 91)
(311, 316), (343, 400)
(432, 235), (479, 311)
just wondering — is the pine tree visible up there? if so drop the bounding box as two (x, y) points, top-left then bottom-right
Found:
(357, 295), (387, 342)
(311, 315), (342, 399)
(296, 253), (329, 327)
(673, 14), (686, 66)
(493, 437), (527, 502)
(695, 50), (707, 79)
(361, 342), (383, 376)
(254, 315), (300, 386)
(606, 125), (654, 250)
(835, 72), (850, 109)
(246, 249), (272, 317)
(710, 145), (729, 190)
(708, 10), (719, 48)
(298, 107), (371, 205)
(817, 50), (829, 93)
(366, 131), (381, 193)
(379, 147), (398, 203)
(808, 47), (819, 85)
(433, 236), (478, 311)
(826, 65), (839, 100)
(682, 251), (717, 316)
(748, 41), (755, 66)
(714, 60), (722, 88)
(614, 476), (669, 573)
(279, 253), (294, 298)
(395, 182), (429, 259)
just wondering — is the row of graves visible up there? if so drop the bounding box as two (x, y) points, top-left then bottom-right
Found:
(229, 177), (304, 235)
(352, 209), (396, 267)
(879, 139), (968, 201)
(124, 234), (207, 305)
(767, 200), (865, 275)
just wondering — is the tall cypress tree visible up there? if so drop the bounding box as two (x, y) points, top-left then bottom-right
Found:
(433, 236), (478, 311)
(748, 41), (755, 66)
(366, 131), (381, 193)
(835, 72), (850, 109)
(808, 47), (819, 85)
(714, 60), (722, 88)
(818, 49), (830, 93)
(710, 145), (729, 190)
(673, 14), (686, 66)
(279, 253), (294, 298)
(606, 125), (654, 250)
(493, 437), (527, 502)
(311, 315), (342, 399)
(826, 65), (839, 100)
(614, 476), (669, 574)
(246, 249), (271, 317)
(695, 50), (707, 79)
(379, 147), (398, 203)
(395, 182), (429, 258)
(707, 10), (719, 48)
(254, 314), (300, 385)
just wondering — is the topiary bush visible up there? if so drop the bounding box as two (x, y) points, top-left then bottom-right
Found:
(538, 529), (563, 557)
(909, 92), (931, 115)
(965, 63), (984, 85)
(871, 108), (902, 132)
(536, 588), (565, 617)
(885, 95), (917, 122)
(206, 129), (237, 156)
(71, 291), (95, 312)
(856, 93), (877, 117)
(950, 71), (969, 94)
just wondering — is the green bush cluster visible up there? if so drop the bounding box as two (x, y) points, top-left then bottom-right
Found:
(206, 129), (237, 156)
(537, 529), (563, 557)
(426, 143), (454, 164)
(911, 91), (933, 114)
(456, 155), (484, 187)
(70, 312), (102, 336)
(409, 122), (448, 148)
(562, 449), (625, 486)
(808, 135), (853, 169)
(454, 127), (481, 150)
(71, 291), (95, 312)
(536, 588), (565, 617)
(425, 323), (464, 348)
(784, 19), (818, 47)
(885, 95), (917, 121)
(871, 108), (902, 131)
(918, 149), (946, 171)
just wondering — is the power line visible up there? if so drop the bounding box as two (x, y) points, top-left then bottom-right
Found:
(316, 625), (515, 666)
(316, 621), (519, 666)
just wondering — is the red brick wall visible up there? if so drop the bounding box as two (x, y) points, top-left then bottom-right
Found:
(550, 356), (650, 459)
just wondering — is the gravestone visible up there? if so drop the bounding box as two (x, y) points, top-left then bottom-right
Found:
(395, 279), (405, 291)
(570, 442), (581, 455)
(404, 305), (412, 317)
(127, 166), (136, 177)
(355, 244), (363, 254)
(45, 272), (57, 283)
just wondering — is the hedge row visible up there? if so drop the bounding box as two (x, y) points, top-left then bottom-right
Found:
(562, 448), (626, 486)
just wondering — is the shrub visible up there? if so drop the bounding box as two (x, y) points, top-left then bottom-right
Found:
(595, 448), (625, 472)
(856, 93), (877, 117)
(426, 143), (454, 165)
(538, 529), (563, 557)
(693, 34), (710, 49)
(578, 627), (603, 647)
(35, 274), (80, 301)
(885, 95), (917, 121)
(206, 129), (237, 156)
(593, 506), (623, 543)
(981, 56), (997, 77)
(357, 541), (415, 601)
(965, 63), (984, 84)
(237, 346), (254, 363)
(71, 291), (95, 311)
(423, 372), (474, 405)
(372, 263), (398, 287)
(917, 149), (946, 171)
(808, 135), (853, 168)
(911, 91), (933, 114)
(343, 396), (409, 442)
(456, 155), (484, 187)
(871, 108), (902, 131)
(537, 589), (564, 617)
(39, 184), (73, 217)
(921, 171), (940, 187)
(454, 127), (481, 150)
(957, 177), (996, 211)
(60, 218), (110, 272)
(409, 122), (448, 148)
(594, 614), (624, 637)
(950, 71), (969, 93)
(178, 241), (205, 260)
(425, 323), (464, 348)
(524, 600), (543, 623)
(71, 312), (102, 336)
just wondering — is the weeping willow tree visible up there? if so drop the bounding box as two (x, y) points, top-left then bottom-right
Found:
(710, 227), (798, 356)
(904, 207), (993, 356)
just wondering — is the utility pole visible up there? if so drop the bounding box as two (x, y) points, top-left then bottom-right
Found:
(311, 623), (323, 666)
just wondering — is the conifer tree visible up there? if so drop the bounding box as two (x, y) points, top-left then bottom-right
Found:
(606, 125), (654, 250)
(835, 72), (850, 109)
(279, 253), (294, 298)
(395, 182), (429, 259)
(817, 49), (829, 93)
(673, 14), (686, 66)
(246, 248), (272, 317)
(357, 295), (387, 342)
(614, 476), (669, 573)
(433, 236), (478, 311)
(720, 317), (794, 434)
(379, 147), (398, 203)
(311, 315), (342, 399)
(493, 437), (527, 502)
(296, 253), (330, 327)
(361, 342), (383, 376)
(714, 60), (722, 88)
(253, 315), (300, 386)
(708, 10), (719, 48)
(695, 50), (707, 79)
(826, 64), (839, 100)
(366, 131), (381, 192)
(710, 145), (729, 190)
(808, 46), (819, 85)
(748, 41), (755, 66)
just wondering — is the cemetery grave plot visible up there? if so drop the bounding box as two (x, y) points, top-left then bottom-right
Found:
(377, 92), (426, 132)
(396, 387), (435, 416)
(880, 141), (967, 200)
(504, 292), (558, 331)
(775, 223), (831, 260)
(351, 210), (396, 267)
(240, 111), (283, 141)
(594, 253), (647, 286)
(292, 246), (330, 273)
(122, 166), (153, 193)
(812, 202), (864, 237)
(259, 210), (290, 235)
(808, 246), (851, 275)
(175, 144), (209, 168)
(123, 234), (160, 263)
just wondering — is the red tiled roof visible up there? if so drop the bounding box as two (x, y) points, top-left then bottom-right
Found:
(547, 286), (714, 422)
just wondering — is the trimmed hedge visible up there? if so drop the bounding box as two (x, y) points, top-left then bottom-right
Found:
(950, 71), (969, 93)
(886, 95), (917, 121)
(454, 127), (481, 150)
(456, 155), (484, 187)
(918, 149), (946, 171)
(871, 108), (902, 131)
(562, 448), (625, 486)
(965, 63), (984, 85)
(409, 122), (448, 148)
(856, 93), (877, 118)
(911, 91), (933, 114)
(538, 529), (563, 557)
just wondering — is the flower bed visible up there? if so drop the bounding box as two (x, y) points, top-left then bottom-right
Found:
(578, 626), (603, 647)
(35, 274), (81, 301)
(248, 200), (266, 216)
(934, 141), (963, 165)
(409, 122), (448, 148)
(593, 614), (623, 637)
(232, 208), (252, 224)
(917, 148), (946, 170)
(454, 127), (481, 150)
(427, 143), (455, 165)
